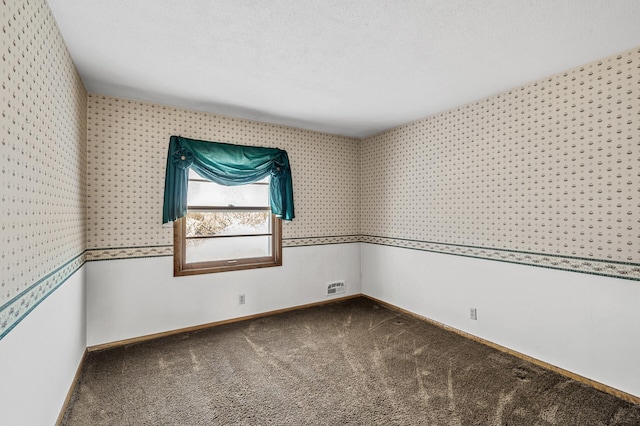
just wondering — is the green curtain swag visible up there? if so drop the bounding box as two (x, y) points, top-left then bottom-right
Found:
(162, 135), (295, 223)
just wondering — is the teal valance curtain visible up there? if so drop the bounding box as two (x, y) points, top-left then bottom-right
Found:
(162, 135), (295, 223)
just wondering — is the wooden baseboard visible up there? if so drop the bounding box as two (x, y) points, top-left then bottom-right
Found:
(82, 293), (639, 407)
(362, 294), (640, 406)
(87, 294), (361, 353)
(56, 348), (88, 426)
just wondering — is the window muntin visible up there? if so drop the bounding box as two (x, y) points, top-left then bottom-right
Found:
(173, 172), (282, 276)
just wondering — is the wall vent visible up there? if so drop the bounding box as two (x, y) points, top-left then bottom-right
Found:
(327, 280), (346, 296)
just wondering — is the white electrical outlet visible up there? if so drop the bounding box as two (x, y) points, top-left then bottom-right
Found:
(470, 308), (477, 320)
(239, 294), (245, 305)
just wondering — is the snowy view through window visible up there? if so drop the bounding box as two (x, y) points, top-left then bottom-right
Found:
(185, 171), (272, 263)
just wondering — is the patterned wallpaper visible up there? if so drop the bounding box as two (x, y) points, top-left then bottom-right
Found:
(2, 0), (637, 342)
(0, 0), (87, 338)
(361, 47), (640, 280)
(86, 95), (360, 260)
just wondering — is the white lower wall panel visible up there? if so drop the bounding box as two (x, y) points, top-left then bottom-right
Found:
(361, 243), (640, 398)
(86, 243), (361, 346)
(0, 266), (86, 426)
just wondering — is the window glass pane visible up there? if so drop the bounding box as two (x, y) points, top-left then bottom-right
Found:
(186, 235), (272, 263)
(187, 180), (269, 207)
(186, 211), (270, 237)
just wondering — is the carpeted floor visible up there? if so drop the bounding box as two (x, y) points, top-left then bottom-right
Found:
(62, 297), (640, 425)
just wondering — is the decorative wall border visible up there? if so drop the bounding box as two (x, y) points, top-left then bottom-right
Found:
(360, 235), (640, 281)
(86, 236), (640, 280)
(3, 236), (637, 341)
(283, 235), (361, 247)
(85, 246), (174, 262)
(0, 253), (86, 340)
(85, 237), (364, 261)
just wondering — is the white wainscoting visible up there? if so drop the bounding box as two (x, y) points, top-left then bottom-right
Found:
(361, 243), (640, 398)
(0, 266), (86, 426)
(86, 243), (362, 347)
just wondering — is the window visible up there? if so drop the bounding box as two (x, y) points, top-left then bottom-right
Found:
(173, 170), (282, 276)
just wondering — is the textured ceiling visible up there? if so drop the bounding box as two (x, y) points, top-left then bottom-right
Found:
(47, 0), (640, 138)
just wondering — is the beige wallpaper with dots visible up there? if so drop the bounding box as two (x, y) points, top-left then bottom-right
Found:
(86, 95), (360, 259)
(1, 0), (87, 338)
(4, 0), (637, 343)
(361, 47), (640, 280)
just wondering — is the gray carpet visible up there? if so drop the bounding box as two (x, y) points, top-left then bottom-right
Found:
(62, 297), (640, 425)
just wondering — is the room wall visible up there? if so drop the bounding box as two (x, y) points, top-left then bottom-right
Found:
(2, 2), (637, 420)
(0, 0), (87, 424)
(85, 95), (361, 345)
(0, 267), (86, 425)
(87, 245), (360, 346)
(360, 47), (640, 396)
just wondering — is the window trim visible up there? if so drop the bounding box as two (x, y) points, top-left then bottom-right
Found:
(173, 214), (282, 276)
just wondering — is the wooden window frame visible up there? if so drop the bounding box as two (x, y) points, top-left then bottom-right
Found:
(174, 214), (282, 276)
(173, 176), (282, 276)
